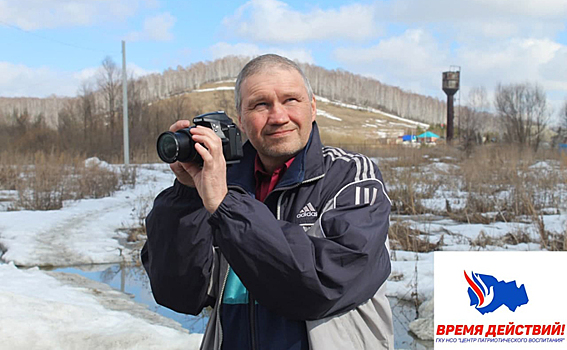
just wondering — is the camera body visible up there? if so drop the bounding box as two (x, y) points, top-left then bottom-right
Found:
(157, 111), (243, 165)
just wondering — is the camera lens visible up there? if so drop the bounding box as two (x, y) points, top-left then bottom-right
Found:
(157, 132), (179, 163)
(156, 128), (201, 164)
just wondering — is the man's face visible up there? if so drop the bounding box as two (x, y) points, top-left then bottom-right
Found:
(238, 67), (316, 166)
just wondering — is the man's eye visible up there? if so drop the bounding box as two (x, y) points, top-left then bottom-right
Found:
(254, 102), (267, 108)
(285, 98), (298, 103)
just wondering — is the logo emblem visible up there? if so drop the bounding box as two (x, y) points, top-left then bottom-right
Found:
(297, 203), (318, 218)
(464, 270), (529, 315)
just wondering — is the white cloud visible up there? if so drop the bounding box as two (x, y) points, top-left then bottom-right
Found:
(332, 27), (567, 107)
(125, 12), (176, 42)
(73, 63), (157, 85)
(456, 38), (562, 90)
(0, 0), (157, 30)
(474, 21), (519, 39)
(385, 0), (567, 41)
(540, 46), (567, 88)
(471, 0), (567, 18)
(448, 38), (563, 118)
(209, 42), (314, 64)
(0, 62), (158, 98)
(73, 67), (100, 85)
(388, 0), (567, 23)
(333, 29), (448, 95)
(126, 63), (159, 78)
(0, 62), (79, 97)
(222, 0), (380, 43)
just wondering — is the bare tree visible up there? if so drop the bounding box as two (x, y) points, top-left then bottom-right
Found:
(77, 82), (97, 154)
(167, 95), (188, 123)
(124, 75), (152, 160)
(556, 98), (567, 145)
(57, 99), (81, 151)
(494, 82), (549, 151)
(12, 108), (30, 133)
(460, 87), (489, 154)
(97, 56), (121, 154)
(560, 99), (567, 131)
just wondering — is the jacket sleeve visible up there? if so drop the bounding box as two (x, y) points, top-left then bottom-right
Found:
(208, 160), (391, 320)
(141, 179), (217, 315)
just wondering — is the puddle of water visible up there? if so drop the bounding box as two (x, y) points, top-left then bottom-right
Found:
(389, 297), (434, 350)
(55, 263), (209, 334)
(56, 263), (432, 349)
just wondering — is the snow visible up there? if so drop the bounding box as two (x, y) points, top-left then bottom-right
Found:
(315, 95), (430, 129)
(529, 161), (553, 170)
(84, 156), (112, 170)
(316, 109), (342, 121)
(0, 263), (202, 350)
(0, 157), (565, 349)
(0, 163), (206, 350)
(0, 163), (175, 267)
(192, 86), (235, 93)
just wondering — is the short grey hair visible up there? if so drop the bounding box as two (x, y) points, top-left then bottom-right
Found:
(234, 54), (313, 115)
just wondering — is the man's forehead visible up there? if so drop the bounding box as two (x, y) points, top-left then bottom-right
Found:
(241, 67), (305, 94)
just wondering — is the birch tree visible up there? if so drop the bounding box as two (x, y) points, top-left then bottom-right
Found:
(97, 56), (121, 154)
(495, 82), (549, 151)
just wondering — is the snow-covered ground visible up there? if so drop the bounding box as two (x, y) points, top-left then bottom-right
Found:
(0, 158), (565, 349)
(0, 162), (175, 267)
(0, 162), (205, 350)
(0, 263), (202, 350)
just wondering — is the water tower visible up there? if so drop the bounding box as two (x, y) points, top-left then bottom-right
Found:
(442, 68), (460, 143)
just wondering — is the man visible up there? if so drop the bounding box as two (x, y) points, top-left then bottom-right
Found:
(142, 54), (393, 350)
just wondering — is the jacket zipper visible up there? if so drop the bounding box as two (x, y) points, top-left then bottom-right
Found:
(227, 174), (325, 350)
(228, 173), (325, 203)
(218, 263), (230, 348)
(260, 173), (326, 208)
(249, 294), (258, 350)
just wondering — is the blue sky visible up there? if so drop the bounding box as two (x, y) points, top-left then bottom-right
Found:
(1, 0), (567, 119)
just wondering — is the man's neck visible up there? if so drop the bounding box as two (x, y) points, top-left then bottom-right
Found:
(257, 154), (293, 175)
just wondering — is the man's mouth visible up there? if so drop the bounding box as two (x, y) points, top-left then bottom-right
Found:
(266, 129), (295, 137)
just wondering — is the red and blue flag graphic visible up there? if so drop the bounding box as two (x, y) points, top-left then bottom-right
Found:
(464, 270), (529, 315)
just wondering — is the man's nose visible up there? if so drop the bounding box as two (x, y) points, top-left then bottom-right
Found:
(267, 102), (290, 125)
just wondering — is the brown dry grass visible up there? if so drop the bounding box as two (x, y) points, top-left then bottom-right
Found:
(374, 145), (459, 215)
(456, 144), (565, 218)
(1, 151), (132, 211)
(372, 143), (567, 252)
(388, 221), (440, 252)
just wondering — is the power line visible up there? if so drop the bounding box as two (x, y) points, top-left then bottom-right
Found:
(0, 19), (120, 56)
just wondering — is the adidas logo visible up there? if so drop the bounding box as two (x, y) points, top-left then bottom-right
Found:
(297, 203), (318, 218)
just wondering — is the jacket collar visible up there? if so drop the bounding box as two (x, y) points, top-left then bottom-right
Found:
(227, 122), (324, 194)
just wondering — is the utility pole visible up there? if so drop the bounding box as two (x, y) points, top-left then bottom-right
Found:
(122, 40), (129, 165)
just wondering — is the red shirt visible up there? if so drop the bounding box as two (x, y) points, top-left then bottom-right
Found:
(254, 156), (295, 202)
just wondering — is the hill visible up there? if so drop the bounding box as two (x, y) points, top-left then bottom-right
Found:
(0, 56), (445, 131)
(149, 80), (429, 146)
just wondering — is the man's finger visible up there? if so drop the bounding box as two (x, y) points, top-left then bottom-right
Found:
(169, 120), (191, 132)
(190, 128), (224, 158)
(194, 143), (214, 164)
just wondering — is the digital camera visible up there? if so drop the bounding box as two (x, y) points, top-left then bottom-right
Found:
(156, 111), (243, 165)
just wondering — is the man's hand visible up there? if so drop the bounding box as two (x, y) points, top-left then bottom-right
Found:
(169, 121), (228, 214)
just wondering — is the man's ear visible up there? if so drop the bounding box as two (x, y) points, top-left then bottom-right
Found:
(311, 96), (317, 122)
(238, 114), (246, 134)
